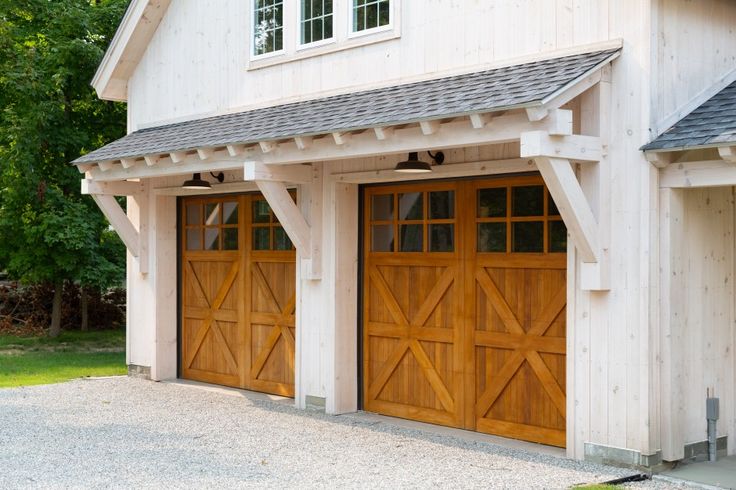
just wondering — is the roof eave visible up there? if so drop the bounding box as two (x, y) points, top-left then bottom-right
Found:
(92, 0), (171, 102)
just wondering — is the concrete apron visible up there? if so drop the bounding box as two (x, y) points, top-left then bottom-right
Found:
(656, 455), (736, 489)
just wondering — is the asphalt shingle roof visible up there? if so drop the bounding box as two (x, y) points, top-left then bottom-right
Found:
(643, 80), (736, 151)
(74, 48), (619, 164)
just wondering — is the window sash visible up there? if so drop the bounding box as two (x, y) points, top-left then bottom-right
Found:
(352, 0), (391, 33)
(253, 0), (284, 56)
(300, 0), (334, 45)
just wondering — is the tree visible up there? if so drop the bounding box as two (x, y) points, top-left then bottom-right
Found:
(0, 0), (129, 336)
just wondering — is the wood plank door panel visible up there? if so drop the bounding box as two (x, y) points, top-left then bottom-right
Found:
(363, 176), (568, 447)
(180, 194), (296, 397)
(248, 253), (296, 397)
(363, 183), (464, 428)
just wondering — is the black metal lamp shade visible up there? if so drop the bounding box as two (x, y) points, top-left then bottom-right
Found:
(182, 173), (211, 190)
(394, 152), (432, 173)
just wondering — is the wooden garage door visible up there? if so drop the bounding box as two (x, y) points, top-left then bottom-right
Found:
(363, 176), (567, 446)
(181, 194), (296, 396)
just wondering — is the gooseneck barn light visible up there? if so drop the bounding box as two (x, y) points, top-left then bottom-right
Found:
(394, 151), (445, 173)
(182, 172), (225, 190)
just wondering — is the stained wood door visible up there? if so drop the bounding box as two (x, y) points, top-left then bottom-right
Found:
(181, 194), (296, 396)
(363, 183), (464, 428)
(363, 176), (568, 447)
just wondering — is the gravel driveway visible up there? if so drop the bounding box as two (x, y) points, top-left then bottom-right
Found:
(0, 377), (689, 489)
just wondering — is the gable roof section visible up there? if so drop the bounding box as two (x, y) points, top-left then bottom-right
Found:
(75, 48), (619, 165)
(92, 0), (171, 102)
(643, 80), (736, 152)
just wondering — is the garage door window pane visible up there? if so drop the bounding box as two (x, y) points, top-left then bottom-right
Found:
(399, 192), (423, 220)
(253, 228), (270, 250)
(478, 188), (506, 218)
(371, 194), (393, 221)
(205, 203), (221, 225)
(186, 229), (202, 251)
(205, 228), (220, 251)
(512, 186), (544, 217)
(477, 223), (505, 252)
(371, 224), (394, 252)
(274, 227), (292, 251)
(549, 221), (567, 253)
(186, 204), (202, 225)
(429, 224), (453, 252)
(253, 200), (271, 223)
(223, 228), (238, 250)
(548, 192), (561, 216)
(429, 191), (454, 219)
(400, 224), (422, 252)
(223, 202), (238, 225)
(512, 221), (543, 252)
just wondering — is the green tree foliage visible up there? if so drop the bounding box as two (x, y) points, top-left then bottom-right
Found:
(0, 0), (129, 336)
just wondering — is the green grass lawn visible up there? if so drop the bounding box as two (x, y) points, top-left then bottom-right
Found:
(0, 330), (126, 388)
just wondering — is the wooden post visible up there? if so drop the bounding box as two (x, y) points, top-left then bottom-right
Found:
(659, 187), (685, 461)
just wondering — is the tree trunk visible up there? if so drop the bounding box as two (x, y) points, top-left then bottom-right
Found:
(49, 281), (63, 338)
(80, 287), (89, 332)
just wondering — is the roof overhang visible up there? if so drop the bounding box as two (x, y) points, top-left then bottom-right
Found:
(75, 47), (620, 181)
(92, 0), (171, 102)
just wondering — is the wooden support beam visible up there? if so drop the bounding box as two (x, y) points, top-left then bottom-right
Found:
(259, 141), (278, 153)
(144, 155), (160, 167)
(419, 120), (440, 135)
(90, 194), (139, 258)
(226, 144), (246, 157)
(304, 164), (322, 280)
(294, 136), (313, 150)
(334, 158), (535, 184)
(659, 160), (736, 188)
(120, 158), (137, 169)
(374, 127), (393, 140)
(244, 161), (313, 184)
(645, 151), (672, 168)
(547, 109), (573, 136)
(469, 113), (490, 129)
(520, 131), (602, 162)
(525, 107), (549, 122)
(534, 157), (600, 263)
(81, 179), (144, 196)
(255, 180), (311, 255)
(332, 132), (350, 145)
(87, 112), (565, 182)
(98, 161), (116, 172)
(77, 163), (95, 174)
(169, 152), (187, 164)
(196, 148), (214, 160)
(718, 145), (736, 163)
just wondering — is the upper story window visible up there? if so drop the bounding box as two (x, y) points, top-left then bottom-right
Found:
(254, 0), (284, 56)
(300, 0), (334, 45)
(352, 0), (391, 33)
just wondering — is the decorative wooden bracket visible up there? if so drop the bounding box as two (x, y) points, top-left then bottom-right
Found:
(245, 161), (323, 280)
(521, 131), (609, 290)
(81, 179), (149, 274)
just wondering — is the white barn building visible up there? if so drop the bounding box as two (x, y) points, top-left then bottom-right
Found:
(75, 0), (736, 468)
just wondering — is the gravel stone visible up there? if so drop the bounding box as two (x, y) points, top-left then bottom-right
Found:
(0, 377), (694, 489)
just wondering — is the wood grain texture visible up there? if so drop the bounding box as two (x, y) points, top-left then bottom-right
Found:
(363, 176), (567, 446)
(181, 194), (296, 396)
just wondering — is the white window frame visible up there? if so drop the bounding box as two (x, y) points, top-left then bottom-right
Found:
(297, 0), (336, 50)
(251, 0), (286, 60)
(348, 0), (393, 39)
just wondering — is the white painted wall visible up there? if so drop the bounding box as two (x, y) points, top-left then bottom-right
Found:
(128, 0), (620, 129)
(679, 187), (735, 448)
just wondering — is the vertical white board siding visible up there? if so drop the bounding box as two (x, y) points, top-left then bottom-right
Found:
(126, 193), (153, 370)
(655, 0), (736, 132)
(679, 187), (735, 446)
(127, 0), (626, 128)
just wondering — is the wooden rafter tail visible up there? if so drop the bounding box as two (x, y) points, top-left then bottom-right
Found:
(718, 145), (736, 163)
